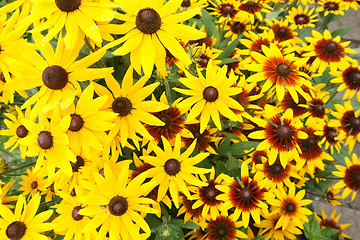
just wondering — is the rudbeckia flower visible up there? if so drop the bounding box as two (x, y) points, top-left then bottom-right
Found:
(331, 60), (360, 101)
(286, 5), (318, 30)
(175, 60), (244, 133)
(0, 194), (54, 240)
(314, 208), (351, 239)
(105, 0), (206, 77)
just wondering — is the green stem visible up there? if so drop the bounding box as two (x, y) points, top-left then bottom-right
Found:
(0, 162), (36, 175)
(324, 90), (338, 107)
(318, 14), (330, 33)
(216, 21), (227, 49)
(164, 78), (172, 104)
(306, 191), (323, 197)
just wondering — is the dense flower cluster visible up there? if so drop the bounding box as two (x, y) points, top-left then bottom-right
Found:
(0, 0), (359, 239)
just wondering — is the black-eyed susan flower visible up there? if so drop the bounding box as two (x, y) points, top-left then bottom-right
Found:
(325, 185), (342, 206)
(7, 33), (112, 114)
(191, 167), (226, 220)
(145, 93), (186, 143)
(175, 61), (244, 133)
(249, 106), (308, 168)
(94, 68), (168, 150)
(194, 45), (222, 70)
(263, 19), (300, 44)
(198, 213), (248, 240)
(342, 0), (360, 10)
(79, 161), (157, 240)
(267, 183), (312, 230)
(238, 0), (272, 24)
(0, 194), (54, 240)
(106, 0), (205, 77)
(329, 100), (360, 153)
(216, 165), (269, 228)
(314, 208), (351, 240)
(256, 212), (302, 240)
(246, 43), (311, 103)
(208, 0), (242, 23)
(18, 167), (46, 199)
(316, 121), (344, 154)
(331, 60), (360, 101)
(303, 30), (356, 74)
(302, 84), (330, 126)
(317, 0), (347, 16)
(224, 16), (252, 41)
(62, 84), (117, 158)
(52, 191), (96, 240)
(21, 0), (119, 49)
(19, 107), (76, 178)
(141, 134), (211, 208)
(279, 89), (308, 118)
(177, 190), (205, 224)
(333, 153), (360, 201)
(286, 6), (318, 30)
(179, 0), (208, 10)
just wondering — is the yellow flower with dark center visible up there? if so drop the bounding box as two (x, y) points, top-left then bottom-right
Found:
(324, 185), (342, 206)
(179, 0), (208, 10)
(0, 194), (54, 240)
(286, 5), (318, 29)
(303, 30), (355, 74)
(141, 134), (211, 208)
(21, 0), (119, 49)
(246, 43), (311, 103)
(175, 60), (244, 133)
(18, 167), (46, 199)
(208, 0), (242, 23)
(314, 208), (351, 239)
(333, 153), (360, 201)
(317, 0), (347, 16)
(249, 106), (308, 168)
(105, 0), (205, 77)
(315, 121), (344, 154)
(93, 68), (168, 151)
(7, 33), (113, 114)
(331, 60), (360, 101)
(342, 0), (360, 10)
(267, 183), (312, 230)
(79, 161), (157, 240)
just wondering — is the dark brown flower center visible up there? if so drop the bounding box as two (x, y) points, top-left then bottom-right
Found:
(37, 131), (53, 149)
(239, 188), (253, 201)
(0, 72), (6, 82)
(159, 114), (171, 129)
(109, 196), (128, 216)
(205, 186), (217, 200)
(326, 191), (334, 200)
(325, 42), (338, 53)
(294, 14), (310, 25)
(42, 65), (68, 90)
(16, 125), (28, 138)
(70, 188), (76, 196)
(351, 117), (360, 128)
(351, 72), (360, 85)
(193, 130), (201, 140)
(325, 127), (337, 141)
(221, 4), (236, 15)
(55, 0), (81, 12)
(230, 21), (245, 33)
(254, 153), (263, 164)
(246, 0), (256, 7)
(69, 114), (84, 132)
(214, 223), (229, 238)
(290, 177), (300, 184)
(324, 1), (339, 11)
(71, 156), (85, 172)
(181, 0), (191, 7)
(270, 163), (283, 175)
(99, 168), (105, 177)
(164, 158), (181, 176)
(302, 137), (316, 150)
(203, 86), (219, 102)
(6, 221), (26, 240)
(354, 172), (360, 184)
(285, 202), (296, 213)
(135, 8), (161, 34)
(277, 125), (291, 139)
(276, 27), (288, 39)
(112, 97), (132, 117)
(275, 63), (291, 77)
(72, 206), (84, 221)
(198, 54), (210, 68)
(31, 181), (38, 189)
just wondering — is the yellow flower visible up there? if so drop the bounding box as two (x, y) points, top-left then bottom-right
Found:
(315, 208), (351, 239)
(286, 5), (318, 30)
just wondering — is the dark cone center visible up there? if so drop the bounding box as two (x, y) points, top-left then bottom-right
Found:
(326, 128), (337, 140)
(203, 86), (219, 102)
(351, 117), (360, 128)
(325, 42), (338, 53)
(294, 14), (310, 25)
(42, 65), (68, 90)
(246, 0), (256, 7)
(198, 55), (210, 68)
(205, 186), (217, 200)
(302, 137), (316, 150)
(135, 8), (161, 34)
(326, 191), (334, 200)
(159, 114), (171, 129)
(72, 206), (84, 221)
(275, 63), (291, 77)
(239, 188), (253, 201)
(285, 202), (296, 213)
(16, 125), (28, 138)
(230, 21), (245, 33)
(270, 163), (283, 175)
(109, 196), (128, 216)
(70, 188), (76, 196)
(290, 177), (300, 184)
(222, 4), (235, 15)
(31, 181), (38, 189)
(351, 72), (360, 85)
(164, 158), (181, 176)
(277, 125), (291, 139)
(99, 168), (105, 177)
(69, 114), (84, 132)
(325, 1), (339, 10)
(37, 131), (53, 150)
(214, 223), (229, 238)
(276, 27), (288, 39)
(0, 72), (6, 82)
(112, 97), (132, 117)
(193, 130), (201, 140)
(181, 0), (191, 7)
(254, 153), (263, 164)
(6, 221), (26, 240)
(55, 0), (81, 12)
(71, 156), (85, 172)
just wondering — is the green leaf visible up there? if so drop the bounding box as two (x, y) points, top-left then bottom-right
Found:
(299, 27), (316, 42)
(220, 58), (239, 65)
(230, 141), (259, 156)
(145, 214), (162, 233)
(265, 10), (283, 20)
(155, 223), (184, 240)
(201, 8), (220, 40)
(217, 137), (231, 155)
(331, 27), (350, 38)
(253, 236), (265, 240)
(216, 36), (240, 60)
(227, 153), (239, 171)
(219, 132), (242, 141)
(168, 219), (199, 230)
(304, 215), (322, 239)
(215, 160), (229, 176)
(322, 227), (340, 240)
